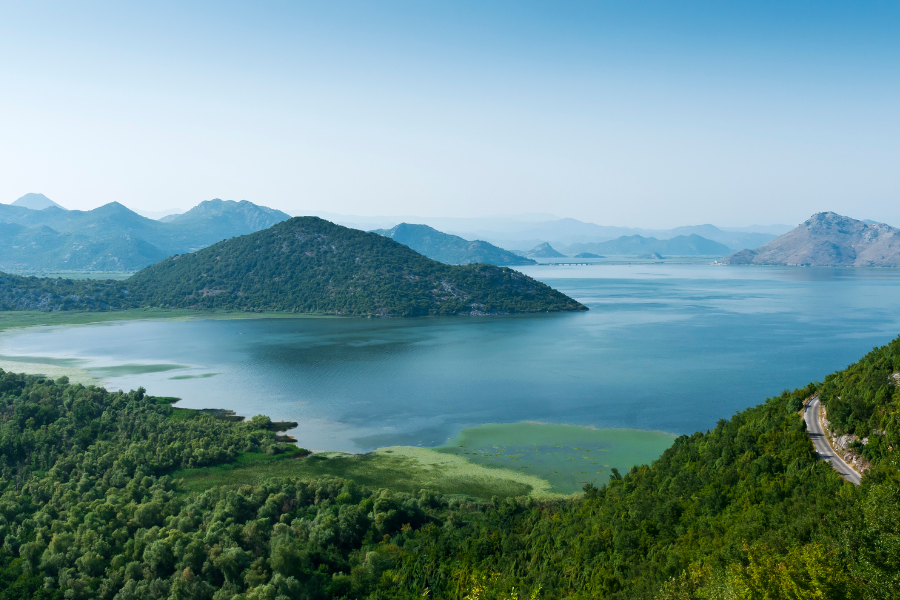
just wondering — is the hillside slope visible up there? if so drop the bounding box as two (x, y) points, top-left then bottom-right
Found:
(0, 271), (131, 311)
(0, 199), (291, 273)
(10, 193), (65, 210)
(158, 199), (291, 252)
(128, 217), (585, 316)
(525, 242), (565, 258)
(0, 222), (169, 272)
(374, 223), (535, 266)
(723, 212), (900, 266)
(3, 339), (900, 598)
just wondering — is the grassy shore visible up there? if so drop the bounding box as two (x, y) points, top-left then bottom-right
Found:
(0, 309), (336, 383)
(172, 446), (563, 500)
(0, 308), (337, 334)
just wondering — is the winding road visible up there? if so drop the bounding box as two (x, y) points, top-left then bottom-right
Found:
(804, 395), (861, 485)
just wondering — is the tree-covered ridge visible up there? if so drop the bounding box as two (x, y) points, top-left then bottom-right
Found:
(0, 272), (132, 311)
(128, 217), (586, 316)
(373, 223), (536, 267)
(818, 336), (900, 465)
(361, 388), (862, 599)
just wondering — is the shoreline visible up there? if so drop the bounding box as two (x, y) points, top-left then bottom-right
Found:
(0, 308), (338, 334)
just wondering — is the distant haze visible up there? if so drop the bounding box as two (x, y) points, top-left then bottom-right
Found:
(1, 3), (898, 227)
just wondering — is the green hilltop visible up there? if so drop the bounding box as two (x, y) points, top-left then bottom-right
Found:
(373, 222), (536, 267)
(0, 217), (586, 317)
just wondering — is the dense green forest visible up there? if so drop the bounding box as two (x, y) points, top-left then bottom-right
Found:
(128, 217), (583, 316)
(1, 338), (899, 598)
(0, 217), (584, 316)
(0, 272), (132, 311)
(817, 336), (900, 463)
(373, 223), (536, 267)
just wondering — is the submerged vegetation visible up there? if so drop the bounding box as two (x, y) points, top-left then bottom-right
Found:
(0, 337), (899, 598)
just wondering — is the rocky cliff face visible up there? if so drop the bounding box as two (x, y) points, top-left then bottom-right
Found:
(722, 212), (900, 267)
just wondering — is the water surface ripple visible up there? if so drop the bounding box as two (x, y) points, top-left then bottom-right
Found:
(1, 264), (899, 452)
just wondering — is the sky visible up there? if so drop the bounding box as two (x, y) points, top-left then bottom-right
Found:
(1, 1), (899, 228)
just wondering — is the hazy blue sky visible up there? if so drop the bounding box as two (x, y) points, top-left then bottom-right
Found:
(2, 1), (898, 227)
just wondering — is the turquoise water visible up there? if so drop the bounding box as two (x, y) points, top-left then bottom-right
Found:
(1, 264), (899, 452)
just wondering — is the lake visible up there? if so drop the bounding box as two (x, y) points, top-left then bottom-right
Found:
(2, 264), (899, 454)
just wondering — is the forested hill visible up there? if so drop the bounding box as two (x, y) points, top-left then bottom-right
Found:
(0, 272), (132, 311)
(127, 217), (584, 316)
(373, 223), (536, 267)
(1, 339), (899, 598)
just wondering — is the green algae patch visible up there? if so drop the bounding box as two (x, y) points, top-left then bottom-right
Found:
(173, 446), (560, 501)
(436, 423), (676, 494)
(90, 363), (188, 377)
(169, 372), (221, 380)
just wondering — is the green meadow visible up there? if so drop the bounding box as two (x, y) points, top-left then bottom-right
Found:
(171, 446), (555, 500)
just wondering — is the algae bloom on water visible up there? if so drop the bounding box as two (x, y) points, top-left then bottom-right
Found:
(437, 422), (676, 494)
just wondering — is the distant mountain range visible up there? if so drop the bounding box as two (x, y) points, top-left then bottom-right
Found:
(373, 223), (535, 266)
(12, 193), (65, 210)
(566, 234), (733, 257)
(293, 210), (789, 252)
(0, 197), (290, 273)
(722, 212), (900, 267)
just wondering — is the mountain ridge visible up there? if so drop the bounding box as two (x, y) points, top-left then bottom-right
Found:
(128, 217), (585, 316)
(722, 212), (900, 267)
(374, 223), (535, 266)
(0, 199), (291, 273)
(566, 234), (732, 256)
(11, 193), (66, 210)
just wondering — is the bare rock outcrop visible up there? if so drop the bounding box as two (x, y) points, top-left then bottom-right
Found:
(722, 212), (900, 267)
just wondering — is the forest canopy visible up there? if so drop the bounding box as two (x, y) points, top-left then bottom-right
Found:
(1, 336), (899, 598)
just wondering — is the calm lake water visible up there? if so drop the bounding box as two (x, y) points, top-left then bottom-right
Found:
(2, 264), (900, 453)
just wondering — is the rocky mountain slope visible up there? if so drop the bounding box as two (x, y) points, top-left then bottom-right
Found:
(373, 223), (535, 266)
(524, 242), (565, 258)
(0, 199), (290, 273)
(722, 212), (900, 267)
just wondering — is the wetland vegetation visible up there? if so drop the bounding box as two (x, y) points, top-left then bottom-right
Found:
(1, 336), (900, 598)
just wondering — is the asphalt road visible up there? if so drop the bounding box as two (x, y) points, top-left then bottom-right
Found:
(804, 395), (862, 485)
